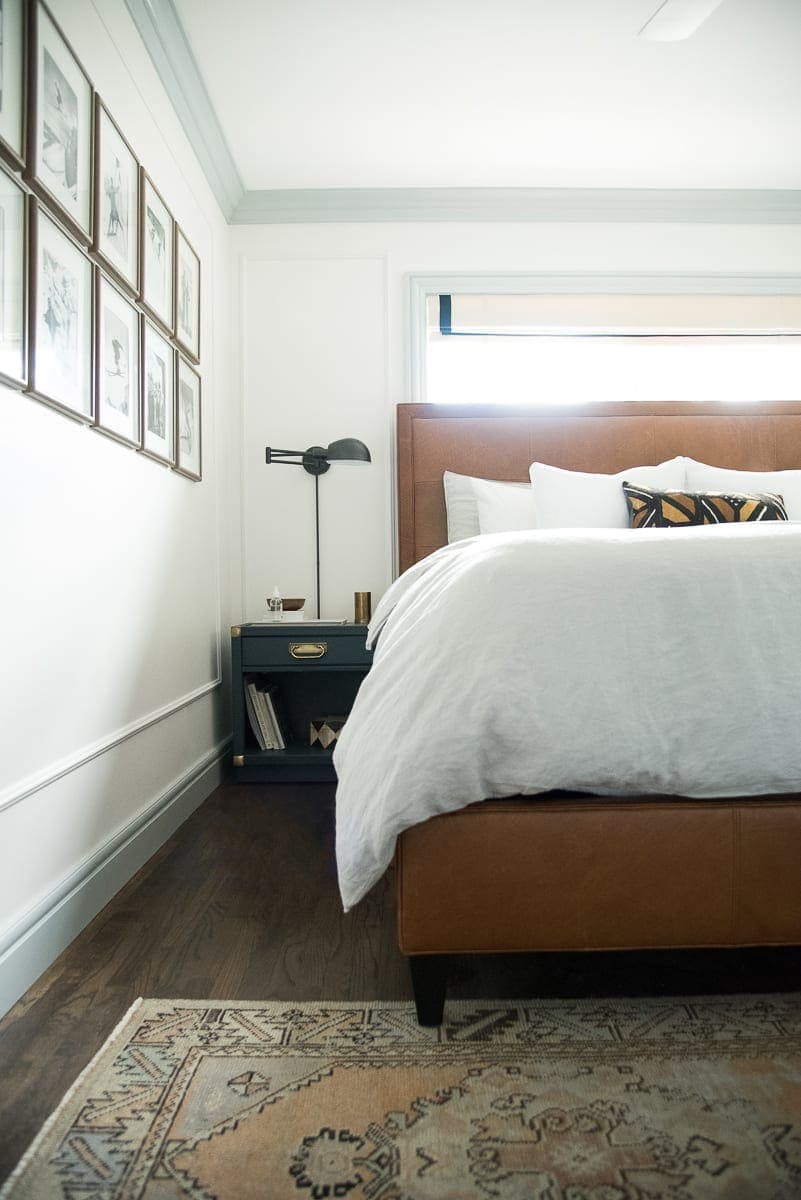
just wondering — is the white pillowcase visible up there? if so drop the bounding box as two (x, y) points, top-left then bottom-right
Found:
(443, 471), (537, 541)
(684, 458), (801, 521)
(474, 477), (539, 535)
(529, 458), (687, 529)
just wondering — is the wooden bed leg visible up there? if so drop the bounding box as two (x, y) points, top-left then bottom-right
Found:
(409, 955), (448, 1026)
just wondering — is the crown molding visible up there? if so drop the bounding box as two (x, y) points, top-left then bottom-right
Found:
(123, 0), (244, 220)
(231, 186), (801, 225)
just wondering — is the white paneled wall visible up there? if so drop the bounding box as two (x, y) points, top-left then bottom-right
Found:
(241, 256), (389, 619)
(0, 0), (240, 1015)
(232, 220), (801, 615)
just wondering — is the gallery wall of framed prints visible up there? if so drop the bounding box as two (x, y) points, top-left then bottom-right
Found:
(0, 0), (26, 170)
(176, 355), (202, 480)
(141, 316), (174, 465)
(0, 0), (203, 481)
(0, 165), (28, 389)
(29, 198), (93, 419)
(94, 98), (139, 294)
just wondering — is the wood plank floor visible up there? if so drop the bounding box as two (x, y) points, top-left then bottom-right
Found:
(1, 780), (799, 1183)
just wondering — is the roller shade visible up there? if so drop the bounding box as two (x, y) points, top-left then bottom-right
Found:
(430, 293), (801, 337)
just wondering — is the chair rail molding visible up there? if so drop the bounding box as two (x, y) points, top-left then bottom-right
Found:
(0, 738), (231, 1018)
(0, 673), (222, 815)
(122, 0), (244, 220)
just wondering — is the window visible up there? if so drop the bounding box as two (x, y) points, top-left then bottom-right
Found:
(417, 284), (801, 405)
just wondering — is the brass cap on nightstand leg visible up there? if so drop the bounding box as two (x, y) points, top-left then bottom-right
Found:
(233, 754), (245, 767)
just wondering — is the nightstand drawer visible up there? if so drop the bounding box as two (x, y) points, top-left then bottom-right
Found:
(239, 626), (371, 670)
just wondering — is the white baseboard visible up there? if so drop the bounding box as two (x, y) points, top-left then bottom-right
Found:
(0, 740), (231, 1019)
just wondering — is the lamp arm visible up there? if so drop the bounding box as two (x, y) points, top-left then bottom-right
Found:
(265, 447), (306, 465)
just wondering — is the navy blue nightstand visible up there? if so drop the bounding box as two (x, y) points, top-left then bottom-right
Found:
(231, 623), (372, 782)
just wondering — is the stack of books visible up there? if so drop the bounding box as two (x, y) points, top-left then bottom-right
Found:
(244, 676), (287, 750)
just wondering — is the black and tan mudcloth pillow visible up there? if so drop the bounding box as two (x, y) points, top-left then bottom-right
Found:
(622, 482), (788, 528)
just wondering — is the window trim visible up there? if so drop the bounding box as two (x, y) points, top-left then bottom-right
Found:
(408, 272), (801, 404)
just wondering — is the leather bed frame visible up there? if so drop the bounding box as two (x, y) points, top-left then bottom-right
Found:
(394, 401), (801, 1023)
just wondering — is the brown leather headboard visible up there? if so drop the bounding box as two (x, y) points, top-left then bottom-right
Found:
(397, 401), (801, 572)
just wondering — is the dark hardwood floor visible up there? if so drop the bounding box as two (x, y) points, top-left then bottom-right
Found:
(1, 780), (799, 1182)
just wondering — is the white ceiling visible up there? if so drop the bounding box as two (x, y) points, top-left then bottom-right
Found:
(174, 0), (801, 192)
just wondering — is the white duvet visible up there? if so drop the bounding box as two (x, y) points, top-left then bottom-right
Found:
(334, 524), (801, 910)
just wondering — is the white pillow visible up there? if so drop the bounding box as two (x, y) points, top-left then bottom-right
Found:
(474, 476), (539, 535)
(684, 458), (801, 520)
(529, 458), (687, 529)
(443, 472), (536, 541)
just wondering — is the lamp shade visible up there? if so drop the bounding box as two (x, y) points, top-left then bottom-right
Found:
(326, 438), (371, 463)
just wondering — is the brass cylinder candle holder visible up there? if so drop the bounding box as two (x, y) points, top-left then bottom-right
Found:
(354, 591), (371, 624)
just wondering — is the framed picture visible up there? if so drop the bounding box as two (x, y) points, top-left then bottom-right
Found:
(175, 354), (201, 480)
(94, 269), (140, 445)
(0, 0), (26, 168)
(28, 1), (93, 243)
(140, 316), (174, 464)
(93, 99), (138, 293)
(174, 224), (199, 362)
(140, 170), (172, 332)
(29, 200), (92, 419)
(0, 165), (28, 388)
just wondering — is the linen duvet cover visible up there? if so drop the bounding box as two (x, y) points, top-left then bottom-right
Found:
(334, 524), (801, 910)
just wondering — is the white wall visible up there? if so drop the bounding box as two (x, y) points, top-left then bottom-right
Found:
(0, 0), (240, 1014)
(232, 220), (801, 618)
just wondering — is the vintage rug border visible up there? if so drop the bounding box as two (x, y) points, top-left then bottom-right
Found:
(4, 992), (801, 1198)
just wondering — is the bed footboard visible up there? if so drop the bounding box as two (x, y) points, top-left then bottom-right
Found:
(397, 793), (801, 1021)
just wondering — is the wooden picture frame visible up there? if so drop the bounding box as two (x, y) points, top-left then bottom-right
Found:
(94, 268), (140, 446)
(139, 169), (173, 333)
(93, 98), (139, 294)
(0, 0), (27, 170)
(174, 223), (199, 362)
(140, 315), (175, 465)
(0, 164), (29, 389)
(27, 1), (93, 244)
(28, 198), (93, 421)
(174, 353), (201, 480)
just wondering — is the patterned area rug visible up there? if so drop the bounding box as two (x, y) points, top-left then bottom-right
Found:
(3, 995), (801, 1199)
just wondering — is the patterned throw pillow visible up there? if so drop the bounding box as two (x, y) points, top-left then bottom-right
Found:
(622, 483), (788, 528)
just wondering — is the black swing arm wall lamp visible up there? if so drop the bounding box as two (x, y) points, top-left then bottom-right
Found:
(264, 438), (372, 618)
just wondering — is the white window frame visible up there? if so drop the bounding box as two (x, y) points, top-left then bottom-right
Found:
(408, 272), (801, 404)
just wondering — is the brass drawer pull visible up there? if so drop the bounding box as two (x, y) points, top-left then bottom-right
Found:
(289, 641), (328, 660)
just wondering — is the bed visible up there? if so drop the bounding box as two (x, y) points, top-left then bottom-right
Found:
(340, 401), (801, 1024)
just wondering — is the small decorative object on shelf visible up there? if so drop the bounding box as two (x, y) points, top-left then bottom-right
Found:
(309, 715), (347, 749)
(354, 592), (371, 624)
(266, 586), (283, 621)
(230, 622), (372, 782)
